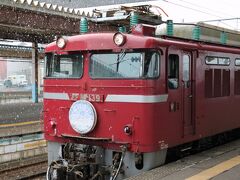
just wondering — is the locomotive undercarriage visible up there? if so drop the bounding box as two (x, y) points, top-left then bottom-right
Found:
(47, 141), (167, 180)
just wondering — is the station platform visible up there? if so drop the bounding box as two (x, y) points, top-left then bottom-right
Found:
(127, 138), (240, 180)
(0, 102), (42, 124)
(0, 120), (42, 137)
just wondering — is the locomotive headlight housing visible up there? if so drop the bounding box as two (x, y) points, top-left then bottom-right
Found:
(113, 32), (126, 46)
(69, 100), (97, 134)
(56, 37), (67, 49)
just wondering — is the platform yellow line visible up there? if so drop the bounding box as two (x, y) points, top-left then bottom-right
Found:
(186, 155), (240, 180)
(0, 120), (41, 128)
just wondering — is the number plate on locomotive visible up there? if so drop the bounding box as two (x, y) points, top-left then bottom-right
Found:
(69, 93), (104, 102)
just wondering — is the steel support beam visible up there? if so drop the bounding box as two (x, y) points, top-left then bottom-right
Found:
(37, 0), (154, 8)
(0, 5), (81, 43)
(32, 42), (38, 103)
(0, 5), (116, 43)
(0, 49), (44, 59)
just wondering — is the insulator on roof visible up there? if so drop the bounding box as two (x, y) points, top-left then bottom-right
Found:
(155, 22), (240, 46)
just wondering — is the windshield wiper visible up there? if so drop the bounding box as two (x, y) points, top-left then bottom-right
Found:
(116, 50), (126, 72)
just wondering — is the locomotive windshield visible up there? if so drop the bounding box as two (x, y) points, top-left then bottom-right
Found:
(45, 54), (83, 78)
(89, 51), (159, 79)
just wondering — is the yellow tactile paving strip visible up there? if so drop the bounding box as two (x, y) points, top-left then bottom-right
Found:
(24, 139), (46, 149)
(0, 120), (40, 128)
(186, 155), (240, 180)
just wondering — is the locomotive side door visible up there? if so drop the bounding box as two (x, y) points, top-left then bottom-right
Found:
(167, 50), (183, 139)
(182, 52), (194, 136)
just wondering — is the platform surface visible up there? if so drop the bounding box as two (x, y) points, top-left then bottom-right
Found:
(0, 102), (42, 124)
(127, 138), (240, 180)
(0, 121), (42, 137)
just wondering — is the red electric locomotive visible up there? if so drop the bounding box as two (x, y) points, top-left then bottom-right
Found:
(44, 22), (240, 179)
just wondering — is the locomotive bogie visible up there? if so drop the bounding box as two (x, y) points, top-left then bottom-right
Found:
(47, 141), (167, 180)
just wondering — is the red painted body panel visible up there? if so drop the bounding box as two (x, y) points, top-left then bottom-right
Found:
(44, 27), (240, 153)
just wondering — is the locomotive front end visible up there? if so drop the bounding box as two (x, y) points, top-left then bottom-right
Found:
(44, 31), (167, 179)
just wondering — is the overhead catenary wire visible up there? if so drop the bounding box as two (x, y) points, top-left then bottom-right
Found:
(174, 0), (240, 30)
(175, 0), (235, 18)
(161, 0), (237, 29)
(162, 0), (225, 19)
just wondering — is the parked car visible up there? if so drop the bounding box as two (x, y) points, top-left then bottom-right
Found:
(4, 79), (12, 88)
(18, 80), (28, 87)
(7, 75), (27, 87)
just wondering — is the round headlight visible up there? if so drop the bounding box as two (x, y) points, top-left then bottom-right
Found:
(113, 32), (126, 46)
(56, 37), (67, 49)
(69, 100), (97, 134)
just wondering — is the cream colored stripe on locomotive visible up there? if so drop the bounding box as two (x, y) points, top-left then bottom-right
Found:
(105, 94), (168, 103)
(43, 92), (69, 100)
(43, 92), (168, 103)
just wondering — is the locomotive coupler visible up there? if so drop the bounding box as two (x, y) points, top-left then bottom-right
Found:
(110, 145), (127, 180)
(47, 143), (107, 180)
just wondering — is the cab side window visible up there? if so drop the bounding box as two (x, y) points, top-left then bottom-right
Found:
(143, 51), (160, 78)
(168, 54), (179, 89)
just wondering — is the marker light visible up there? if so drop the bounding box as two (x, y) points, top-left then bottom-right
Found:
(56, 37), (67, 49)
(124, 125), (132, 135)
(113, 32), (126, 46)
(69, 100), (97, 134)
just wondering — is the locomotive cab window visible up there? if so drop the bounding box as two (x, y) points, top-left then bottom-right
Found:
(45, 53), (83, 78)
(143, 51), (160, 78)
(168, 54), (179, 89)
(89, 51), (160, 79)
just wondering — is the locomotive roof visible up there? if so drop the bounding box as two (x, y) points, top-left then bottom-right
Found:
(45, 30), (240, 55)
(45, 32), (157, 52)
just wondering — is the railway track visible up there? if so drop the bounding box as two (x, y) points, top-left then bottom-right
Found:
(0, 154), (47, 180)
(0, 121), (47, 179)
